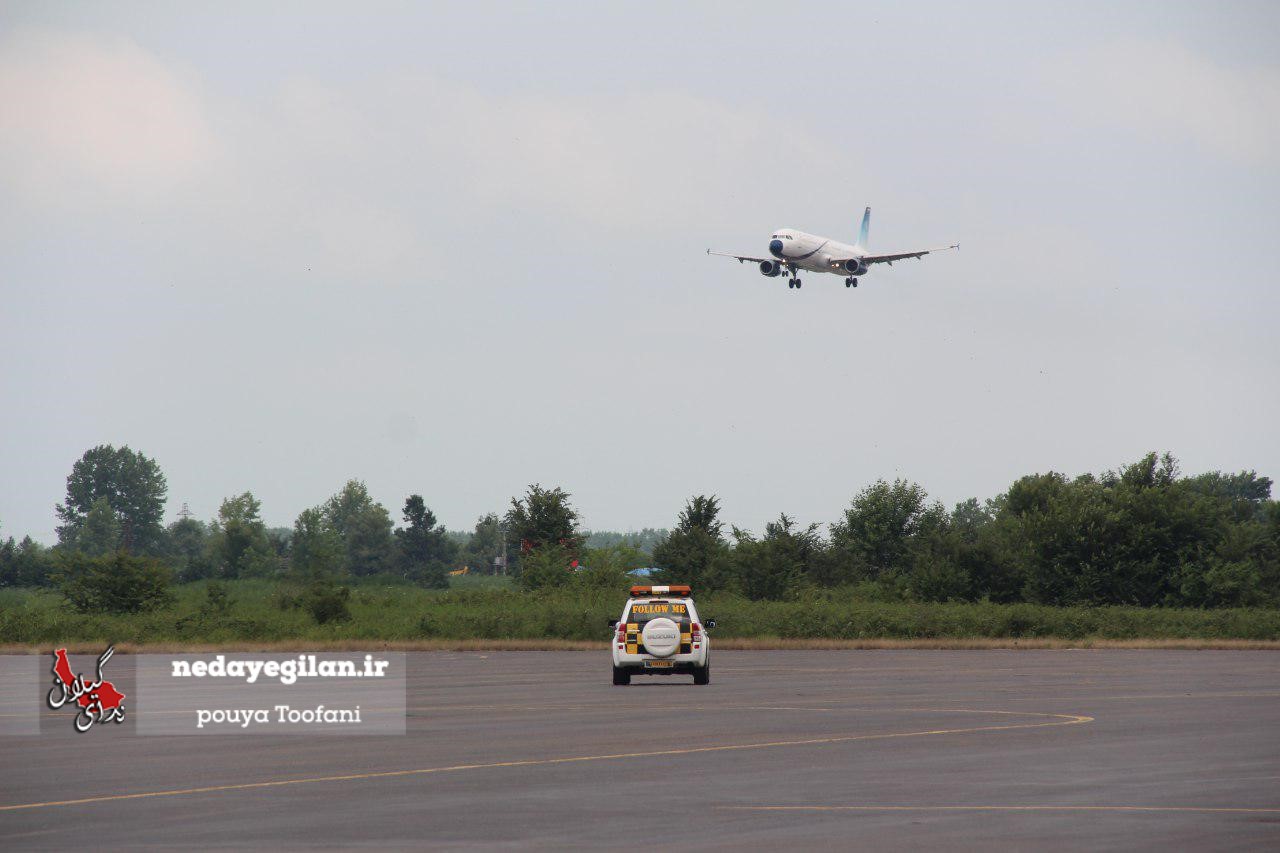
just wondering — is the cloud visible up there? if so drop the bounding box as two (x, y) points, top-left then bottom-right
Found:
(451, 87), (838, 228)
(118, 71), (853, 286)
(0, 29), (215, 201)
(0, 30), (853, 277)
(1044, 38), (1280, 165)
(210, 73), (845, 246)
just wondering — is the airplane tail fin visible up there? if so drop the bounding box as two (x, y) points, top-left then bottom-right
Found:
(856, 207), (871, 249)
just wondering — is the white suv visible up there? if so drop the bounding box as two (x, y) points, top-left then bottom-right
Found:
(609, 585), (714, 685)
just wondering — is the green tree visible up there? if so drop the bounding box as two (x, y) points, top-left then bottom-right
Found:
(396, 494), (456, 588)
(57, 550), (174, 614)
(682, 496), (724, 536)
(265, 527), (293, 559)
(461, 513), (505, 574)
(0, 536), (55, 587)
(576, 542), (647, 590)
(279, 508), (349, 621)
(209, 492), (278, 578)
(165, 517), (211, 580)
(344, 505), (394, 576)
(76, 496), (124, 556)
(322, 480), (377, 539)
(583, 528), (670, 554)
(951, 498), (993, 539)
(1175, 466), (1278, 605)
(989, 469), (1110, 605)
(55, 445), (168, 554)
(830, 479), (946, 581)
(904, 522), (973, 603)
(727, 514), (822, 600)
(518, 544), (575, 591)
(505, 485), (583, 569)
(976, 453), (1280, 607)
(323, 481), (394, 575)
(290, 507), (345, 578)
(0, 532), (13, 587)
(1187, 471), (1274, 521)
(652, 495), (731, 592)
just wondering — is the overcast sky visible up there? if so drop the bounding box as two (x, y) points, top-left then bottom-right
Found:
(2, 1), (1278, 543)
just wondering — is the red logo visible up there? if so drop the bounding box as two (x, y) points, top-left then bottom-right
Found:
(47, 646), (126, 732)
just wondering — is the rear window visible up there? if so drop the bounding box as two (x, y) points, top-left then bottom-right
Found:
(626, 600), (691, 625)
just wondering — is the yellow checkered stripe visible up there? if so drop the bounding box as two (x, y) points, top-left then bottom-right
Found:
(625, 620), (692, 655)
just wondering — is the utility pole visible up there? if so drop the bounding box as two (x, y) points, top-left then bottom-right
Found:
(497, 521), (508, 576)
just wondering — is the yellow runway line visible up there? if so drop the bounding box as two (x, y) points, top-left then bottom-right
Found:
(723, 804), (1280, 814)
(0, 709), (1090, 812)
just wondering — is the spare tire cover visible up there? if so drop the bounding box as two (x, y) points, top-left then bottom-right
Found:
(642, 617), (681, 658)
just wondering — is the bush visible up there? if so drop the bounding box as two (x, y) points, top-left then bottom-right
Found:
(572, 543), (640, 591)
(3, 580), (1278, 645)
(518, 546), (575, 591)
(202, 580), (233, 617)
(57, 550), (174, 614)
(302, 578), (351, 624)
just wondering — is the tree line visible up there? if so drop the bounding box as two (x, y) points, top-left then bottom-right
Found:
(646, 455), (1278, 607)
(1, 445), (1277, 612)
(0, 446), (660, 613)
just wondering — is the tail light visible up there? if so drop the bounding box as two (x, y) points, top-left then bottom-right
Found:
(615, 623), (627, 641)
(691, 622), (702, 641)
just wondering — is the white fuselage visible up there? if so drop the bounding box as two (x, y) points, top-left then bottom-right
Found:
(768, 229), (863, 275)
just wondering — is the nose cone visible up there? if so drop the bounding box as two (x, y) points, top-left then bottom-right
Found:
(769, 239), (784, 257)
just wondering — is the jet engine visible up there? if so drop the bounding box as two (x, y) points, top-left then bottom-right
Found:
(840, 259), (868, 276)
(759, 260), (783, 277)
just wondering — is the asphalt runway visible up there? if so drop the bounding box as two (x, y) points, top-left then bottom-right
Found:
(3, 649), (1279, 850)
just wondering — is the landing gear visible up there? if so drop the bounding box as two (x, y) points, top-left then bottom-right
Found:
(788, 280), (795, 289)
(845, 277), (858, 288)
(794, 278), (802, 289)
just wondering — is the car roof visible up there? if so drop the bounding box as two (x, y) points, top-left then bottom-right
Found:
(626, 596), (695, 605)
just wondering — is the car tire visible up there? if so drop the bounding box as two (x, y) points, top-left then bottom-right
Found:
(612, 666), (631, 686)
(693, 662), (710, 685)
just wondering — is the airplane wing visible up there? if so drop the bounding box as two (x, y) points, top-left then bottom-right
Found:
(841, 243), (959, 266)
(706, 249), (775, 265)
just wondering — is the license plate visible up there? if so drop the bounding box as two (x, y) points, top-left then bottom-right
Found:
(644, 660), (675, 669)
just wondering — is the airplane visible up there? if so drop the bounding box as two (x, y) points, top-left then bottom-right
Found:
(707, 207), (957, 290)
